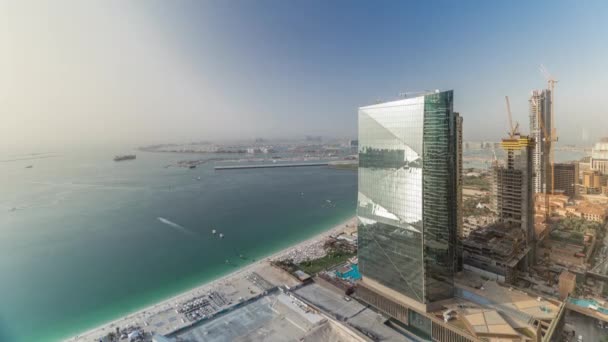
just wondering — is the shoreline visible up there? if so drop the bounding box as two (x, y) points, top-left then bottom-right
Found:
(67, 215), (357, 341)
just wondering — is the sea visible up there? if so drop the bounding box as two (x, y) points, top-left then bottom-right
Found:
(0, 147), (357, 342)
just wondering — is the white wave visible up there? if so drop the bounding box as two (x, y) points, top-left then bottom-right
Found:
(157, 217), (193, 235)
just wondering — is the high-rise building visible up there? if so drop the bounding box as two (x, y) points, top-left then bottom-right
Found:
(357, 90), (457, 309)
(492, 135), (535, 265)
(455, 113), (464, 271)
(553, 163), (578, 198)
(591, 137), (608, 175)
(529, 89), (552, 194)
(354, 91), (564, 342)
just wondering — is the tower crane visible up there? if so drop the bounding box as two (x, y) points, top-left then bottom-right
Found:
(504, 96), (520, 138)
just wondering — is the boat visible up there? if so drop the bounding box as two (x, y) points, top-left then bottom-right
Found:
(212, 229), (217, 235)
(114, 155), (136, 162)
(219, 233), (224, 239)
(25, 165), (33, 168)
(189, 165), (196, 169)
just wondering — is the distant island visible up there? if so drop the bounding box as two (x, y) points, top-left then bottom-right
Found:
(113, 155), (136, 162)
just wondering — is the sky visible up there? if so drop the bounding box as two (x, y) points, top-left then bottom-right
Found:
(1, 0), (607, 150)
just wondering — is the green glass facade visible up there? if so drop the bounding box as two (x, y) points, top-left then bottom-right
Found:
(421, 92), (457, 302)
(357, 90), (456, 304)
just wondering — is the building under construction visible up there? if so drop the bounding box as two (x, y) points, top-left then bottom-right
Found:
(529, 89), (553, 194)
(462, 223), (530, 283)
(492, 136), (535, 250)
(458, 131), (537, 284)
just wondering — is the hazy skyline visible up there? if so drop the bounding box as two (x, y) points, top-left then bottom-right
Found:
(2, 0), (607, 150)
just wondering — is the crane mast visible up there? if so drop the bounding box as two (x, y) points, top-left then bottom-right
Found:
(504, 96), (519, 138)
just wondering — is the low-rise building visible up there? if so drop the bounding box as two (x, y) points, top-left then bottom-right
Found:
(581, 170), (604, 194)
(536, 194), (607, 223)
(535, 193), (569, 218)
(355, 271), (566, 342)
(574, 201), (607, 223)
(538, 230), (591, 269)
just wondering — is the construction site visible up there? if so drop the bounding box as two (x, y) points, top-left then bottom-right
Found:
(457, 67), (608, 342)
(463, 223), (531, 283)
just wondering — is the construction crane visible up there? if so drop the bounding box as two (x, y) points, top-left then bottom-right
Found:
(504, 96), (520, 138)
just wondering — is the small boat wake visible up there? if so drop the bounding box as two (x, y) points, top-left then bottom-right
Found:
(157, 217), (194, 235)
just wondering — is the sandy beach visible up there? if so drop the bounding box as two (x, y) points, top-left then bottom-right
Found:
(67, 216), (357, 341)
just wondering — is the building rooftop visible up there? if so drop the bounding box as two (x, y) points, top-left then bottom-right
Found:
(559, 271), (576, 282)
(461, 309), (520, 337)
(435, 273), (564, 340)
(459, 277), (559, 320)
(352, 268), (564, 341)
(295, 283), (409, 342)
(173, 292), (329, 342)
(359, 90), (444, 109)
(463, 222), (527, 266)
(575, 202), (607, 217)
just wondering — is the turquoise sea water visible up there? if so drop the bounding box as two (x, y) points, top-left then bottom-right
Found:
(0, 147), (356, 342)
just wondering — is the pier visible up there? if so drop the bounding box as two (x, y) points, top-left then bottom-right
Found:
(214, 162), (328, 170)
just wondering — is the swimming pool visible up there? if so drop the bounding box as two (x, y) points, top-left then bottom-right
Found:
(569, 298), (608, 314)
(336, 264), (362, 281)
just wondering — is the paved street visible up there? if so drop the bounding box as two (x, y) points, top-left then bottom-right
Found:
(565, 311), (607, 342)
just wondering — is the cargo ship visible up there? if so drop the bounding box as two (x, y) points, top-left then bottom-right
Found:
(113, 155), (136, 162)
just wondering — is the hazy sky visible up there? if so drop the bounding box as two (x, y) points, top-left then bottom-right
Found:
(2, 1), (607, 149)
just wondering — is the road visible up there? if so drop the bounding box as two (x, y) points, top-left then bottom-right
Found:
(565, 311), (607, 342)
(590, 224), (608, 294)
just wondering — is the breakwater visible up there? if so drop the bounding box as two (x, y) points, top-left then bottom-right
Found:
(214, 162), (328, 170)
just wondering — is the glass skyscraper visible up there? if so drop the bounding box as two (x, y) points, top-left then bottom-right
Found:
(357, 90), (457, 305)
